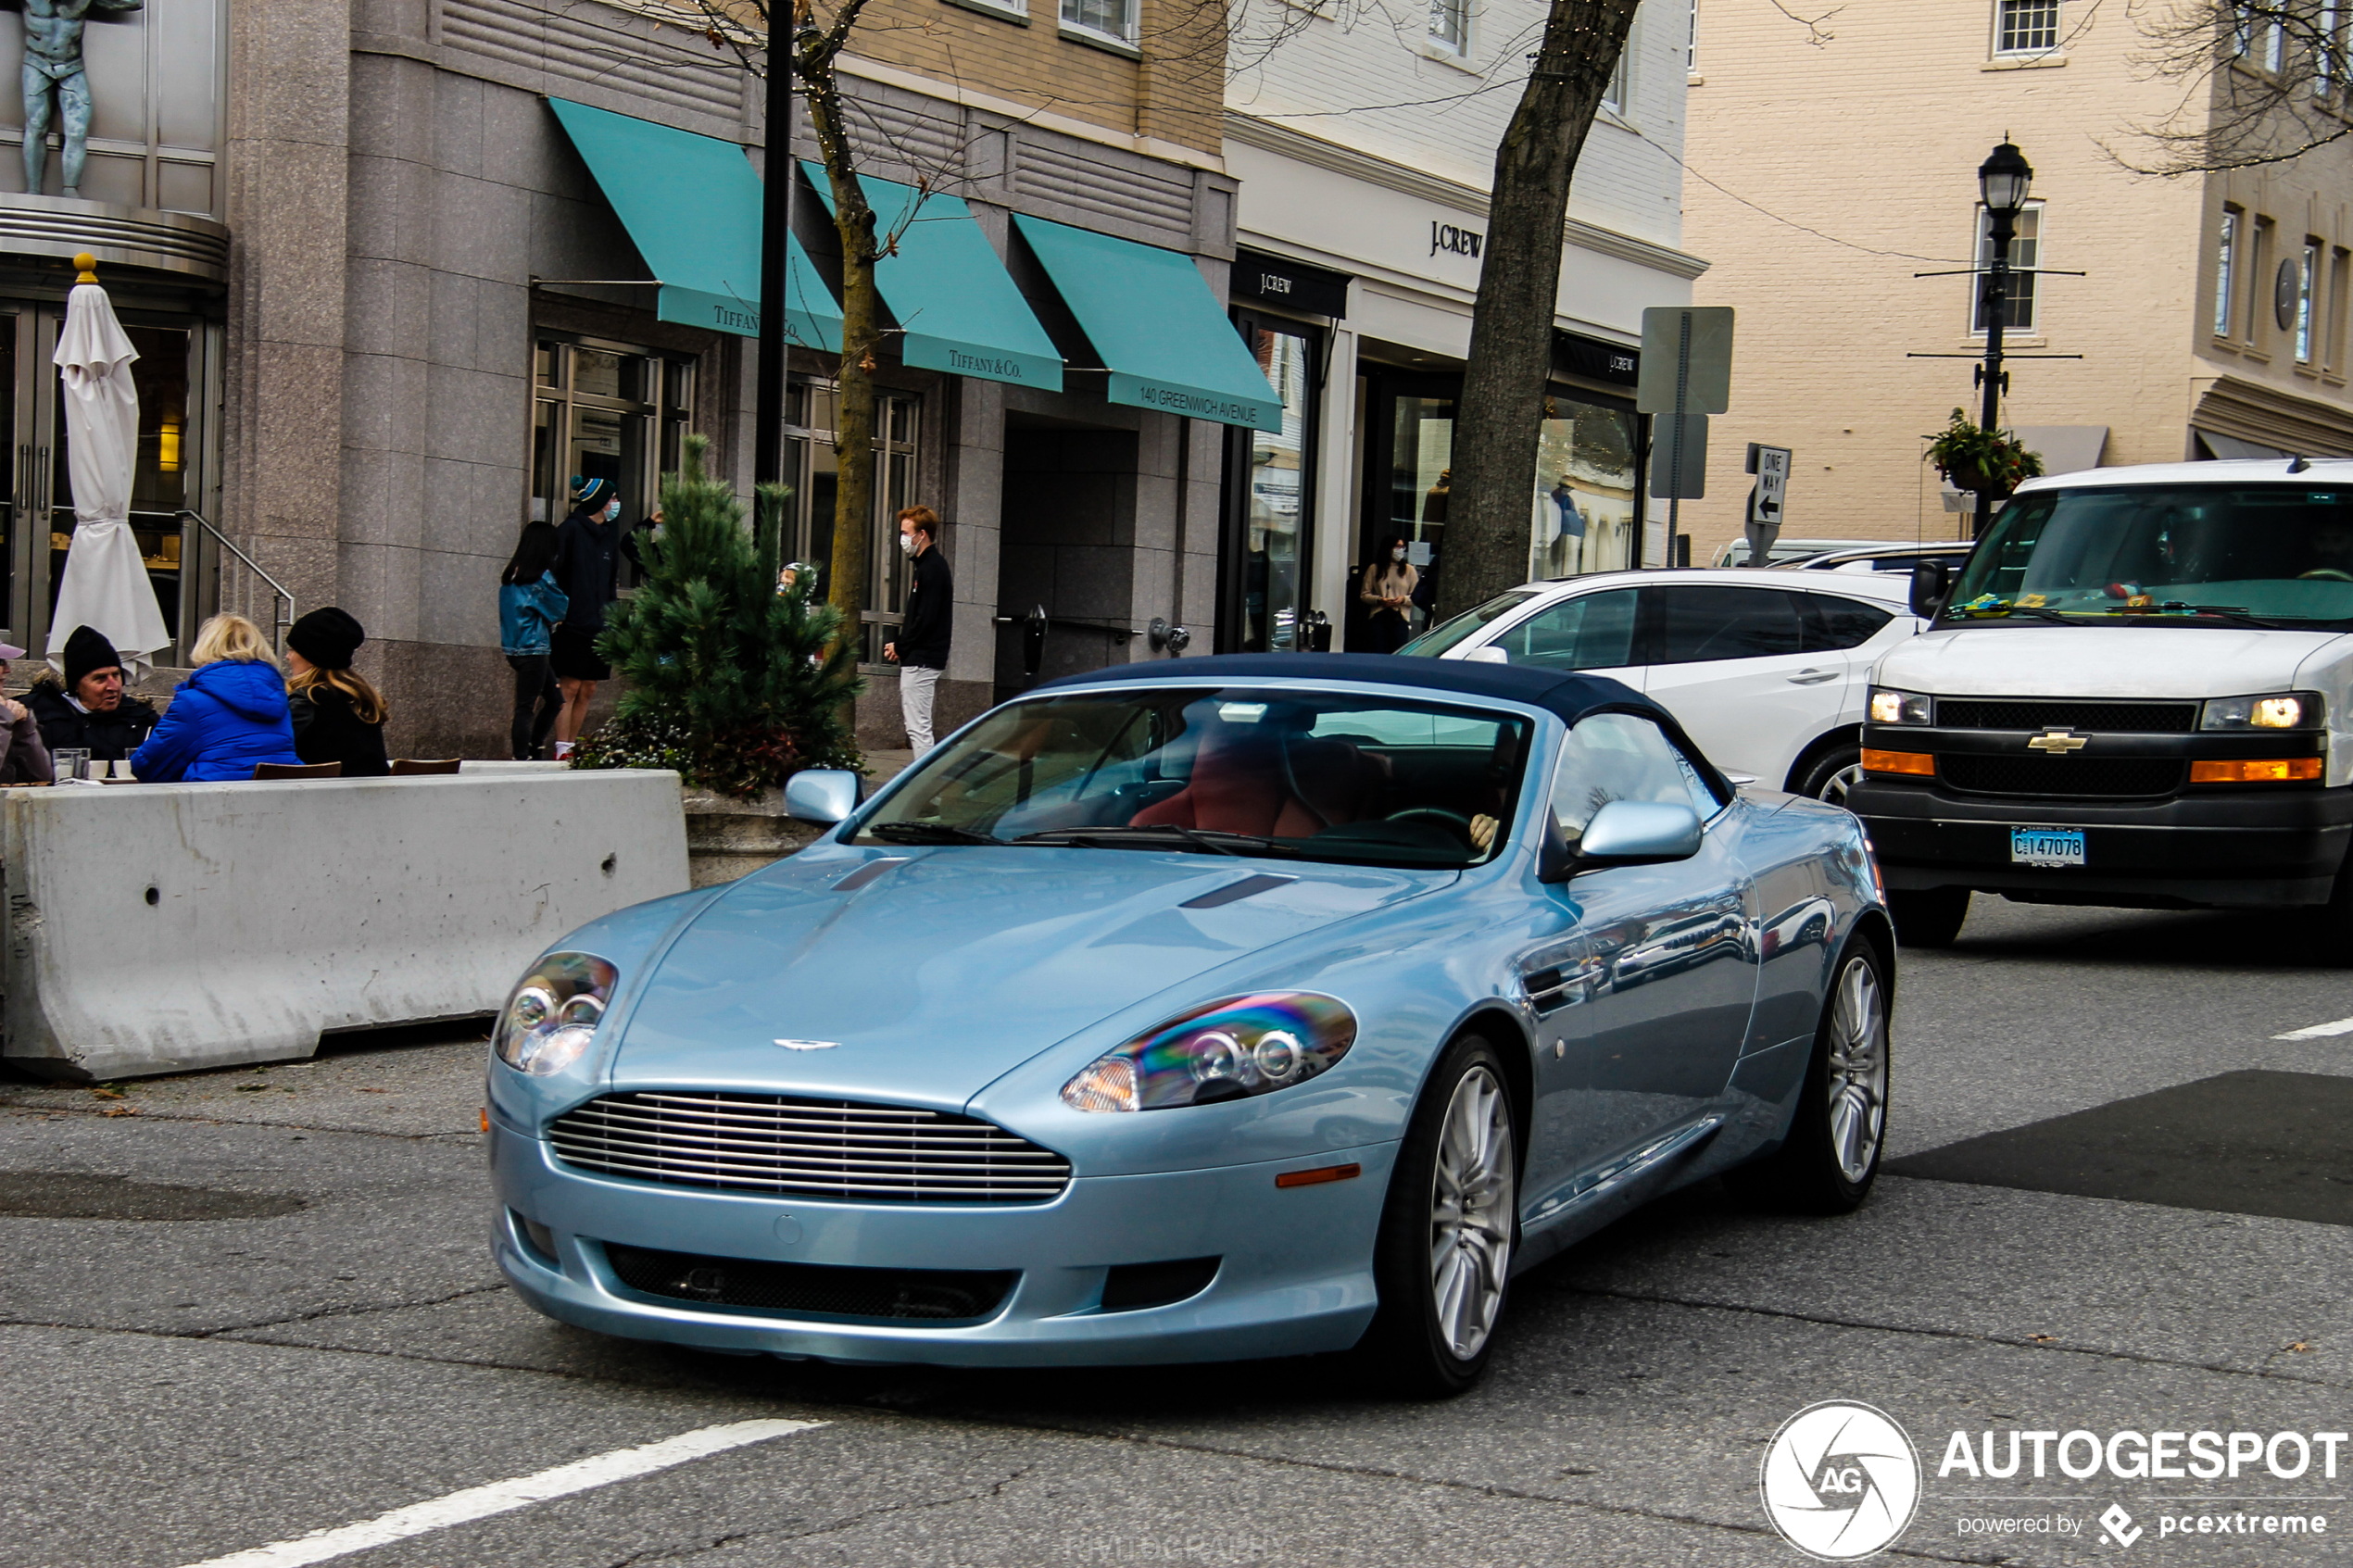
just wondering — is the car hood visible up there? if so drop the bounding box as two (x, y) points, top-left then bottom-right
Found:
(1878, 624), (2347, 697)
(606, 847), (1451, 1108)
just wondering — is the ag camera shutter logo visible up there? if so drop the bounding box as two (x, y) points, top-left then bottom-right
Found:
(1760, 1401), (1922, 1560)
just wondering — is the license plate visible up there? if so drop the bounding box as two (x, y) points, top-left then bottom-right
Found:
(2010, 827), (2085, 867)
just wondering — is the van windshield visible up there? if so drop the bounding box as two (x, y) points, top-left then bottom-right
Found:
(1945, 484), (2353, 628)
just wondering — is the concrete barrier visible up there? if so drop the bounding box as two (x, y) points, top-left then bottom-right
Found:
(2, 768), (689, 1081)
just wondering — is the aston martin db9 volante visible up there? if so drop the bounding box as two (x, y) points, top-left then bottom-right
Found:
(488, 655), (1894, 1394)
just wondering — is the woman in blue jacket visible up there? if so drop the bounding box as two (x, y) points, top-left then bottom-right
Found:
(499, 518), (570, 759)
(131, 614), (304, 783)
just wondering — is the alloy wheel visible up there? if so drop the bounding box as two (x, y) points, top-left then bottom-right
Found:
(1817, 762), (1865, 806)
(1824, 957), (1888, 1183)
(1428, 1063), (1516, 1360)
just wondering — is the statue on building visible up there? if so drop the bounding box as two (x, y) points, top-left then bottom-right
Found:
(19, 0), (143, 199)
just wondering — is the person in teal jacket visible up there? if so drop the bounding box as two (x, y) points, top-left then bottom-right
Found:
(499, 518), (570, 759)
(130, 614), (303, 783)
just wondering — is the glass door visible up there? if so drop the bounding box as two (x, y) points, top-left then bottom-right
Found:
(781, 382), (921, 667)
(529, 334), (696, 587)
(1219, 312), (1318, 654)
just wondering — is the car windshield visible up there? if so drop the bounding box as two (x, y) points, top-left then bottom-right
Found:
(1944, 483), (2353, 627)
(858, 687), (1534, 869)
(1398, 590), (1538, 656)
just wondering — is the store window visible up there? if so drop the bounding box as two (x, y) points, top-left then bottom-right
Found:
(530, 335), (694, 583)
(1226, 318), (1318, 653)
(1531, 394), (1641, 580)
(782, 382), (922, 666)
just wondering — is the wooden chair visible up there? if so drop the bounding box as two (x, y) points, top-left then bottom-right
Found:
(251, 761), (342, 781)
(389, 758), (462, 776)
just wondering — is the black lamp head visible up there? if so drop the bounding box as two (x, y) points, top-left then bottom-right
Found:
(1978, 141), (2034, 216)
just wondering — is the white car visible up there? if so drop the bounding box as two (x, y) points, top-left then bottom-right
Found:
(1400, 567), (1924, 801)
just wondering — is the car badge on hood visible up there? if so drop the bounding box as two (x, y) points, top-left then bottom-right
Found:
(773, 1039), (841, 1051)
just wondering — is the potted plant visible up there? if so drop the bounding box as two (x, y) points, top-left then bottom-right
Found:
(571, 435), (864, 883)
(1925, 408), (2045, 497)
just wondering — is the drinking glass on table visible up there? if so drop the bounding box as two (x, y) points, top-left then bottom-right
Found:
(53, 747), (89, 780)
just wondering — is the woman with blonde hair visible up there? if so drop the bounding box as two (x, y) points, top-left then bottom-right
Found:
(284, 608), (389, 777)
(130, 613), (303, 782)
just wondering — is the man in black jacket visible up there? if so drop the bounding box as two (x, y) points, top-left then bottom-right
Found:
(882, 506), (950, 753)
(29, 624), (158, 766)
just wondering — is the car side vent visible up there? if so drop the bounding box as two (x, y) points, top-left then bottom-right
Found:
(1101, 1256), (1220, 1312)
(1522, 966), (1578, 1015)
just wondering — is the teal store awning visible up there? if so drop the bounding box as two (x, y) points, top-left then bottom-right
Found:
(1012, 215), (1281, 433)
(546, 97), (841, 351)
(805, 164), (1063, 391)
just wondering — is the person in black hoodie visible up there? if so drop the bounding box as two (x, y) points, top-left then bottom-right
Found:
(882, 506), (950, 753)
(284, 607), (390, 777)
(28, 624), (159, 764)
(549, 475), (623, 756)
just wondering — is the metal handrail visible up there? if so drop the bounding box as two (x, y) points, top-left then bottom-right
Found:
(176, 508), (295, 656)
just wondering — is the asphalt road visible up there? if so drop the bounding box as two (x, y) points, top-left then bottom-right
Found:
(5, 896), (2352, 1568)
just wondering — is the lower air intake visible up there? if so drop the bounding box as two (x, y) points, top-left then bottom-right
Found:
(602, 1243), (1016, 1323)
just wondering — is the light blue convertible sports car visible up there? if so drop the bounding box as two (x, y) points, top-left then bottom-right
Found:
(489, 655), (1893, 1394)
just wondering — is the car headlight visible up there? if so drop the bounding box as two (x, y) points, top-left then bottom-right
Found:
(494, 951), (618, 1075)
(2201, 691), (2321, 730)
(1868, 688), (1932, 725)
(1061, 992), (1357, 1112)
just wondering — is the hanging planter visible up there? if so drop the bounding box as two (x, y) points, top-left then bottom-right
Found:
(1926, 408), (2045, 497)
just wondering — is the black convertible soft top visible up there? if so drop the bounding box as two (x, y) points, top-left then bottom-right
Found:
(1034, 653), (1736, 798)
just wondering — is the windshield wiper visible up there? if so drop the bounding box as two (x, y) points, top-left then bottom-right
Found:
(2151, 603), (2288, 629)
(1943, 603), (2082, 625)
(866, 822), (1004, 846)
(1013, 824), (1304, 859)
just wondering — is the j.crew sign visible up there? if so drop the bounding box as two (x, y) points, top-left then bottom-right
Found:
(1431, 221), (1484, 258)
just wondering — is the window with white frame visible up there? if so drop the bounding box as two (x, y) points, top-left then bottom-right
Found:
(2321, 1), (2341, 94)
(2215, 208), (2240, 337)
(1994, 0), (2059, 54)
(2298, 241), (2321, 363)
(1602, 44), (1630, 111)
(1971, 203), (2043, 333)
(1063, 0), (1135, 42)
(1428, 0), (1467, 51)
(1687, 0), (1699, 70)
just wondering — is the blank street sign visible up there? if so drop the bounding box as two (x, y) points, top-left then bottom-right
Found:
(1635, 307), (1734, 415)
(1650, 410), (1707, 498)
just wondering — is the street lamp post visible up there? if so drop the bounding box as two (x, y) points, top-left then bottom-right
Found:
(752, 27), (799, 498)
(1973, 140), (2033, 541)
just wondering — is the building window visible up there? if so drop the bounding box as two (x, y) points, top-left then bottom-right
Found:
(2321, 2), (2340, 93)
(781, 381), (922, 667)
(2248, 217), (2274, 346)
(1428, 0), (1467, 51)
(2332, 246), (2351, 373)
(1970, 203), (2042, 333)
(2298, 240), (2321, 363)
(1063, 0), (1136, 42)
(2266, 8), (2286, 70)
(1603, 45), (1630, 112)
(2215, 208), (2240, 337)
(1994, 0), (2059, 54)
(1531, 394), (1640, 580)
(530, 336), (695, 586)
(1687, 0), (1699, 70)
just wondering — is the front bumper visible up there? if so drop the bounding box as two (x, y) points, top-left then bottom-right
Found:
(1850, 774), (2353, 907)
(490, 1119), (1397, 1367)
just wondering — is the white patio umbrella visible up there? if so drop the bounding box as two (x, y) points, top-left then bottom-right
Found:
(46, 255), (170, 678)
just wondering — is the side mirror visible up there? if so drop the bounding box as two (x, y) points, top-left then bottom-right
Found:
(1462, 646), (1510, 666)
(785, 768), (861, 825)
(1909, 559), (1950, 620)
(1536, 800), (1705, 881)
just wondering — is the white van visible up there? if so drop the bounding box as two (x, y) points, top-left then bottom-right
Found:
(1852, 459), (2353, 950)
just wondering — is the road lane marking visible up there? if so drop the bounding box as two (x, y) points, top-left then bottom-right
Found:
(2273, 1016), (2353, 1040)
(174, 1418), (825, 1568)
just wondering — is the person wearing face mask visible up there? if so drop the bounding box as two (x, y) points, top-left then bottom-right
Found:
(1358, 535), (1418, 653)
(549, 475), (625, 756)
(881, 506), (949, 754)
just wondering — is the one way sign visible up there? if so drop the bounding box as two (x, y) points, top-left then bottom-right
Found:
(1743, 443), (1792, 565)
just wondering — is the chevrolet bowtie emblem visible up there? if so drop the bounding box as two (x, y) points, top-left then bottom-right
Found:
(2026, 731), (2089, 753)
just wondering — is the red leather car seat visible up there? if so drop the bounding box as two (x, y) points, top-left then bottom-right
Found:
(1131, 729), (1387, 837)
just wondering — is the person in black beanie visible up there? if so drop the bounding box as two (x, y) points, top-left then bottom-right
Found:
(28, 623), (159, 764)
(284, 607), (390, 778)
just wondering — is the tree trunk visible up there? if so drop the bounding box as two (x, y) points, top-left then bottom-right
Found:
(799, 45), (882, 662)
(1438, 0), (1637, 621)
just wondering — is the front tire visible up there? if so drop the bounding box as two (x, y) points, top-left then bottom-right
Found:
(1744, 938), (1891, 1213)
(1359, 1035), (1518, 1398)
(1889, 886), (1969, 947)
(1793, 743), (1864, 807)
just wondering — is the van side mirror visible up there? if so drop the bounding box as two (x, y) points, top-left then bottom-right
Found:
(1909, 559), (1950, 620)
(785, 768), (862, 824)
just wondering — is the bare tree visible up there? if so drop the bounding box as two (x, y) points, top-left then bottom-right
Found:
(1436, 0), (1639, 619)
(2123, 0), (2353, 174)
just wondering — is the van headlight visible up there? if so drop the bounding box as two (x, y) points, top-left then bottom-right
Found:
(495, 952), (618, 1075)
(2201, 692), (2321, 730)
(1061, 992), (1356, 1112)
(1869, 688), (1932, 725)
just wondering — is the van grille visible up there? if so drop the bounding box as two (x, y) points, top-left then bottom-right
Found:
(547, 1091), (1072, 1204)
(1939, 756), (2183, 799)
(1934, 699), (2198, 734)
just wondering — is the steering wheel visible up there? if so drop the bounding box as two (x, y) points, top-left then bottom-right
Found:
(2299, 569), (2353, 582)
(1386, 806), (1475, 843)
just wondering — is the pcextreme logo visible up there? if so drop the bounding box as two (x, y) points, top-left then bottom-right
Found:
(1760, 1401), (1923, 1561)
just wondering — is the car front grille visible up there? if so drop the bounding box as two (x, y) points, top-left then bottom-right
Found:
(1939, 756), (2184, 799)
(547, 1091), (1073, 1204)
(1934, 699), (2199, 734)
(604, 1242), (1015, 1323)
